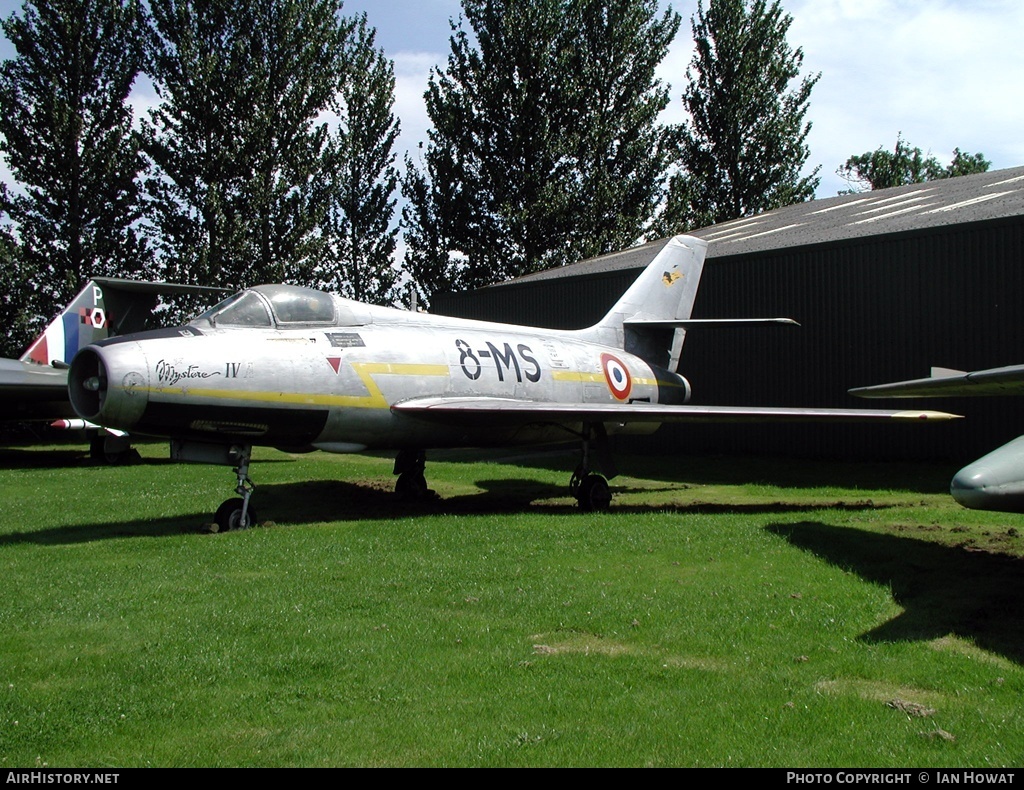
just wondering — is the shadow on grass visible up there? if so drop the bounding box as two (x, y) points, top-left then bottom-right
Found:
(442, 446), (957, 496)
(1, 475), (894, 548)
(766, 521), (1024, 665)
(0, 511), (218, 545)
(0, 445), (298, 471)
(0, 446), (90, 470)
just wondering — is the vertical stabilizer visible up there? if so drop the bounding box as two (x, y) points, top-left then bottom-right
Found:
(20, 281), (110, 366)
(581, 235), (708, 370)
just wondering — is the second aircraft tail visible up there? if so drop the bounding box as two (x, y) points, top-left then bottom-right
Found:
(20, 281), (112, 367)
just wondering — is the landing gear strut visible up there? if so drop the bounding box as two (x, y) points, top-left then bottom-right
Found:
(394, 449), (435, 501)
(570, 424), (614, 512)
(215, 445), (257, 531)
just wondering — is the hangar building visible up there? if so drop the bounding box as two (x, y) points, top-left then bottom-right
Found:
(433, 167), (1024, 465)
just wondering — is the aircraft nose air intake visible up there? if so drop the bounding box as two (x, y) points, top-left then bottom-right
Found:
(69, 348), (106, 420)
(69, 345), (149, 429)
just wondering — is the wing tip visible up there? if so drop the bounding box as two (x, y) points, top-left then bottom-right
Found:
(891, 410), (963, 422)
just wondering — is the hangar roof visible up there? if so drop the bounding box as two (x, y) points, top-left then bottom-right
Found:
(503, 165), (1024, 285)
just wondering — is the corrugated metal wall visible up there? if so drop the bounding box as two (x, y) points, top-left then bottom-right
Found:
(434, 216), (1024, 464)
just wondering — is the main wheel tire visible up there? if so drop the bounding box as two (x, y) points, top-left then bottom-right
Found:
(90, 436), (135, 465)
(214, 498), (256, 531)
(577, 474), (611, 512)
(396, 471), (429, 500)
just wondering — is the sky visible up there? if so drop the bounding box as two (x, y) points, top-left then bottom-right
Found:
(340, 0), (1024, 197)
(1, 0), (1023, 200)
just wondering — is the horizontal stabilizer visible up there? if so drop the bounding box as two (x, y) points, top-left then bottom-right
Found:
(624, 318), (800, 328)
(90, 277), (230, 297)
(393, 396), (960, 427)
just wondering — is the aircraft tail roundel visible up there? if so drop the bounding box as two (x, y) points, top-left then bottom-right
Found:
(582, 235), (708, 371)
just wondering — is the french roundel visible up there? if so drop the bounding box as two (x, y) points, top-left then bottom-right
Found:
(601, 353), (632, 400)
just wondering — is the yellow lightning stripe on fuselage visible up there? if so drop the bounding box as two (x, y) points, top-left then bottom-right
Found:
(552, 370), (660, 387)
(142, 362), (449, 410)
(138, 363), (663, 409)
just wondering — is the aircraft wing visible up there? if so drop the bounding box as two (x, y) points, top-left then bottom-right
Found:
(0, 357), (67, 392)
(0, 358), (74, 420)
(392, 397), (960, 426)
(850, 365), (1024, 398)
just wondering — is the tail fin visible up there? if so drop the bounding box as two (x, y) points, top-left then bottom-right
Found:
(581, 235), (708, 370)
(20, 281), (111, 366)
(19, 277), (232, 367)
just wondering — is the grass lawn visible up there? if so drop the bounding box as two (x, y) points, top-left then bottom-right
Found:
(1, 441), (1022, 767)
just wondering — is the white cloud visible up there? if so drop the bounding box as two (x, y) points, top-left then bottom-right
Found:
(787, 0), (1024, 194)
(392, 51), (440, 165)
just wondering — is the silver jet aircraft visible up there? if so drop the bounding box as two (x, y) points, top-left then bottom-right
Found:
(67, 236), (958, 530)
(852, 366), (1024, 512)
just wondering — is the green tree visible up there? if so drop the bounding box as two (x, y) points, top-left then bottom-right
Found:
(142, 0), (350, 290)
(564, 0), (680, 261)
(318, 14), (401, 306)
(402, 0), (679, 305)
(659, 0), (820, 233)
(0, 198), (33, 358)
(837, 134), (991, 192)
(0, 0), (151, 326)
(946, 148), (991, 179)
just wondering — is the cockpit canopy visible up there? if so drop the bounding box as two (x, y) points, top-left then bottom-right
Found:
(192, 285), (366, 328)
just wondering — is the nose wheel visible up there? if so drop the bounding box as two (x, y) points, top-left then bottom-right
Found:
(215, 497), (257, 531)
(215, 445), (256, 531)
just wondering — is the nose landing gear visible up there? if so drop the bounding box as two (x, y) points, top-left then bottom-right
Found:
(214, 445), (256, 531)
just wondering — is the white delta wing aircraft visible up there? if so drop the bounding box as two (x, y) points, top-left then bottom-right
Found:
(67, 236), (959, 529)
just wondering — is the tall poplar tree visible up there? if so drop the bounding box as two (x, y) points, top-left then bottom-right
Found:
(659, 0), (820, 232)
(402, 0), (679, 305)
(564, 0), (680, 261)
(319, 14), (401, 306)
(0, 204), (32, 358)
(0, 0), (151, 323)
(142, 0), (350, 290)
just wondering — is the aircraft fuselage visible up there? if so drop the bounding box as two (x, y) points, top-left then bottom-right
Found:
(70, 303), (688, 454)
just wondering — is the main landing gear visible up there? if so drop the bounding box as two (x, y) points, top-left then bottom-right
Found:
(214, 445), (257, 531)
(394, 449), (437, 501)
(571, 466), (611, 512)
(89, 434), (137, 465)
(391, 428), (616, 511)
(570, 423), (615, 512)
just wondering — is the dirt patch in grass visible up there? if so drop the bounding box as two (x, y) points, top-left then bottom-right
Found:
(814, 678), (946, 711)
(529, 631), (637, 658)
